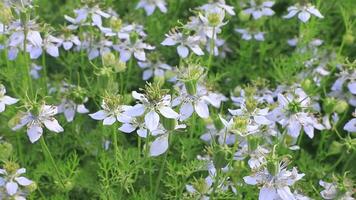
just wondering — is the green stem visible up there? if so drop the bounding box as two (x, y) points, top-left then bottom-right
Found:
(40, 137), (66, 189)
(124, 58), (133, 93)
(210, 168), (221, 200)
(154, 141), (169, 198)
(41, 54), (48, 95)
(207, 27), (216, 72)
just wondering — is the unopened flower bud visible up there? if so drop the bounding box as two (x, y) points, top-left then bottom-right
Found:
(114, 60), (127, 73)
(0, 142), (13, 161)
(238, 11), (250, 22)
(0, 5), (13, 24)
(323, 98), (337, 114)
(102, 52), (117, 67)
(343, 33), (355, 45)
(334, 100), (348, 114)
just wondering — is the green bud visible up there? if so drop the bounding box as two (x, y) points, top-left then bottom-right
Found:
(0, 142), (13, 161)
(28, 182), (38, 192)
(327, 141), (344, 156)
(343, 33), (355, 45)
(102, 52), (117, 67)
(0, 5), (13, 24)
(301, 78), (314, 93)
(323, 98), (337, 114)
(334, 100), (348, 114)
(113, 60), (127, 73)
(238, 11), (250, 22)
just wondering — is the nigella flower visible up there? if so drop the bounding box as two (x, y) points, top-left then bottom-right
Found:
(64, 5), (111, 29)
(136, 0), (167, 16)
(199, 0), (236, 16)
(119, 117), (149, 138)
(7, 19), (42, 60)
(58, 33), (81, 51)
(138, 60), (172, 81)
(0, 84), (19, 113)
(11, 104), (64, 143)
(114, 37), (155, 62)
(174, 84), (227, 120)
(234, 144), (270, 169)
(129, 86), (179, 132)
(319, 180), (355, 200)
(244, 161), (305, 200)
(82, 38), (112, 60)
(235, 28), (265, 41)
(268, 88), (324, 138)
(0, 164), (34, 198)
(89, 97), (133, 125)
(283, 3), (324, 23)
(27, 34), (62, 59)
(332, 66), (356, 95)
(185, 176), (213, 200)
(58, 99), (89, 122)
(198, 6), (227, 39)
(161, 30), (204, 58)
(243, 0), (275, 19)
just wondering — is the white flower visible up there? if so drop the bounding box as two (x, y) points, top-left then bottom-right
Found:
(85, 39), (113, 60)
(58, 34), (81, 51)
(130, 91), (179, 131)
(11, 104), (64, 143)
(319, 180), (355, 200)
(268, 88), (324, 138)
(161, 31), (204, 58)
(0, 167), (33, 197)
(89, 100), (132, 126)
(138, 61), (172, 81)
(199, 0), (235, 16)
(119, 115), (149, 138)
(136, 0), (167, 16)
(235, 28), (265, 41)
(64, 5), (111, 29)
(114, 38), (155, 62)
(244, 162), (304, 200)
(198, 7), (227, 39)
(283, 3), (324, 23)
(175, 84), (227, 120)
(243, 0), (275, 19)
(58, 99), (89, 122)
(0, 84), (19, 113)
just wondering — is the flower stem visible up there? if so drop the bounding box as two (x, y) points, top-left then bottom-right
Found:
(154, 135), (169, 198)
(207, 27), (216, 72)
(40, 137), (66, 189)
